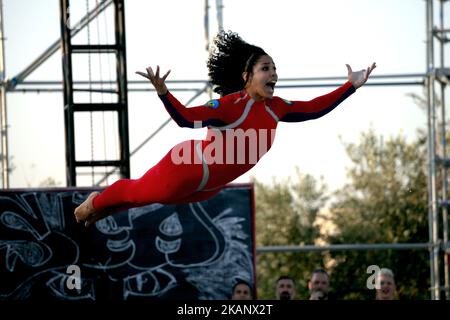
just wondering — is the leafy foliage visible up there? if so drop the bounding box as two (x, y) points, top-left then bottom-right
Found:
(254, 129), (431, 299)
(325, 129), (429, 299)
(253, 170), (329, 299)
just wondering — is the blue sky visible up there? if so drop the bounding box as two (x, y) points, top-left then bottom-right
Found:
(3, 0), (447, 191)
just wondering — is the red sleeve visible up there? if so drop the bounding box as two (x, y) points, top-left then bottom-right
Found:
(159, 91), (229, 128)
(274, 81), (356, 122)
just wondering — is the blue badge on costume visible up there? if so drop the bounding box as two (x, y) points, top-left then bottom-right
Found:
(205, 99), (220, 109)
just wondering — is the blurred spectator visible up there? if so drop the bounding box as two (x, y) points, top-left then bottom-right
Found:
(276, 275), (296, 300)
(231, 280), (253, 300)
(375, 268), (397, 300)
(308, 268), (330, 300)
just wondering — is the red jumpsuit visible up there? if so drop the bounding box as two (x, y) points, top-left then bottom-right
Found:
(92, 81), (355, 212)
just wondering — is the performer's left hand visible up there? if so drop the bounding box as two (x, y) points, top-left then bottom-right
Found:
(346, 62), (376, 89)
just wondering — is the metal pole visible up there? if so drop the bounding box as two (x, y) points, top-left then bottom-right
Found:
(439, 0), (449, 300)
(114, 0), (130, 180)
(8, 73), (426, 92)
(204, 0), (210, 52)
(257, 243), (431, 253)
(215, 0), (224, 31)
(0, 0), (8, 188)
(204, 0), (213, 100)
(59, 0), (76, 186)
(426, 0), (440, 300)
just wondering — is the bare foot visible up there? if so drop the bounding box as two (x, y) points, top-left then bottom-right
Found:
(74, 191), (99, 224)
(84, 209), (111, 227)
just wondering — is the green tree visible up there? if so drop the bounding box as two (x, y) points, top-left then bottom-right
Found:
(38, 177), (62, 187)
(325, 129), (429, 299)
(253, 169), (329, 299)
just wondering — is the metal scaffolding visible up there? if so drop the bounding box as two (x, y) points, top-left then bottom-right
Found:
(59, 0), (130, 186)
(0, 0), (8, 188)
(0, 0), (449, 300)
(425, 0), (450, 300)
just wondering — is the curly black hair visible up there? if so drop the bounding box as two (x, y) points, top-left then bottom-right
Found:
(207, 30), (267, 96)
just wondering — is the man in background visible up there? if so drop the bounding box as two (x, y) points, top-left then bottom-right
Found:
(308, 268), (330, 300)
(231, 280), (253, 300)
(276, 275), (296, 300)
(375, 268), (397, 300)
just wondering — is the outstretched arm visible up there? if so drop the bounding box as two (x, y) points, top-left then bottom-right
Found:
(136, 66), (227, 128)
(277, 62), (376, 122)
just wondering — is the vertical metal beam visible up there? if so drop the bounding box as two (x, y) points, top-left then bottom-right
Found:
(215, 0), (224, 30)
(114, 0), (130, 179)
(0, 0), (8, 188)
(426, 0), (440, 300)
(438, 0), (450, 300)
(60, 0), (76, 186)
(204, 0), (212, 100)
(204, 0), (210, 52)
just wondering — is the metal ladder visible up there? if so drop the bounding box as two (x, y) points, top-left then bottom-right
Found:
(59, 0), (130, 186)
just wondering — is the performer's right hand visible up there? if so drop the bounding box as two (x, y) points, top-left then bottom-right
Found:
(136, 65), (171, 95)
(345, 62), (376, 89)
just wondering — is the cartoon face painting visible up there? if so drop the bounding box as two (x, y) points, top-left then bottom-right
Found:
(0, 187), (254, 300)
